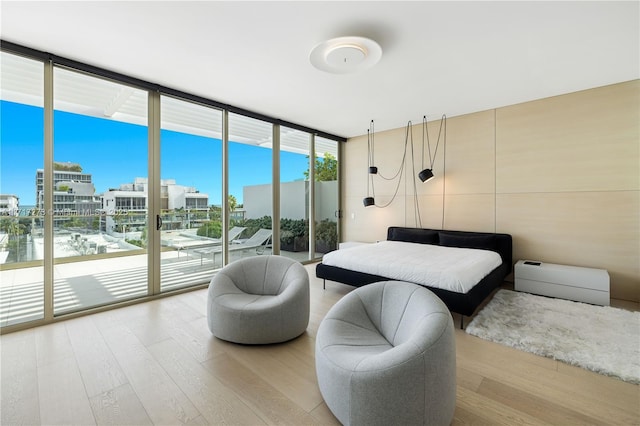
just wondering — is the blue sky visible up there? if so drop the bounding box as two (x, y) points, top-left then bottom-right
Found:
(1, 101), (309, 205)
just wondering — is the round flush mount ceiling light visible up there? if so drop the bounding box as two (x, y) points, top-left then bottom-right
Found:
(310, 36), (382, 74)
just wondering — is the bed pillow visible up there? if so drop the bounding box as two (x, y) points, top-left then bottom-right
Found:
(438, 232), (498, 252)
(388, 227), (439, 245)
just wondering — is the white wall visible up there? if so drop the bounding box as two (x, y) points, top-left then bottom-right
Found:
(244, 183), (273, 219)
(315, 181), (338, 221)
(243, 180), (338, 222)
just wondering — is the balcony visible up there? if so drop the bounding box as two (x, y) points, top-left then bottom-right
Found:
(0, 229), (314, 328)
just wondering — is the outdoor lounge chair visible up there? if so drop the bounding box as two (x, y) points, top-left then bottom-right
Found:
(196, 228), (273, 266)
(167, 226), (246, 253)
(213, 226), (247, 245)
(167, 226), (246, 260)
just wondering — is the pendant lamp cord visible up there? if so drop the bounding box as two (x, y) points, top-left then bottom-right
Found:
(377, 120), (406, 182)
(422, 115), (427, 170)
(370, 121), (412, 208)
(370, 120), (375, 167)
(410, 122), (422, 227)
(367, 115), (445, 217)
(424, 115), (445, 170)
(366, 128), (371, 198)
(441, 115), (447, 229)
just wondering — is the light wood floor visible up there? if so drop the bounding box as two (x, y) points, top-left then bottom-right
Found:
(1, 263), (638, 425)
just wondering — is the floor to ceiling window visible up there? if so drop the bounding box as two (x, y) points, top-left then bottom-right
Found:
(0, 43), (344, 332)
(227, 113), (273, 266)
(0, 52), (45, 326)
(314, 137), (339, 258)
(279, 127), (312, 261)
(159, 95), (222, 291)
(52, 66), (149, 315)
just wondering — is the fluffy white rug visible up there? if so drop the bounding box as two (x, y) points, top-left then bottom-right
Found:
(465, 289), (640, 384)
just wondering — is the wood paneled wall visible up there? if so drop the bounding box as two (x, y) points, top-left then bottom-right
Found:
(341, 80), (639, 302)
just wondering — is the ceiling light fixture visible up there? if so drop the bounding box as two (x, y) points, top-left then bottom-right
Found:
(310, 36), (382, 74)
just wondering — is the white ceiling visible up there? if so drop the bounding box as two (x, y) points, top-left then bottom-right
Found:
(1, 1), (638, 139)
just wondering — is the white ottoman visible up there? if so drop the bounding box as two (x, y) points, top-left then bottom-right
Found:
(315, 281), (456, 426)
(207, 255), (310, 344)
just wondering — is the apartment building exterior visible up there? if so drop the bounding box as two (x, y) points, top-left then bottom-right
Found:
(102, 177), (209, 234)
(35, 163), (101, 226)
(0, 194), (19, 216)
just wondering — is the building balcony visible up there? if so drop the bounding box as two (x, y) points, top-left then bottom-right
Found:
(0, 232), (313, 329)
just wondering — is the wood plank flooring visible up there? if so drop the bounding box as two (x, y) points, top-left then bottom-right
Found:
(1, 263), (638, 425)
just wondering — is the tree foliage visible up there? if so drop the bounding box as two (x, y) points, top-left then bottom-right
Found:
(0, 218), (23, 236)
(197, 220), (222, 238)
(228, 194), (238, 213)
(54, 162), (82, 172)
(304, 153), (337, 182)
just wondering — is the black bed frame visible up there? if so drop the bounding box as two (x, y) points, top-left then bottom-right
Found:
(316, 227), (513, 326)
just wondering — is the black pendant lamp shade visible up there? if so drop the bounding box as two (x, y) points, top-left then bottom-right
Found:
(418, 168), (434, 182)
(363, 197), (375, 207)
(419, 115), (446, 183)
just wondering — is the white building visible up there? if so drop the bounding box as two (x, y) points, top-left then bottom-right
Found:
(101, 177), (209, 234)
(36, 163), (95, 209)
(35, 164), (101, 226)
(52, 181), (101, 213)
(0, 194), (19, 216)
(165, 180), (208, 211)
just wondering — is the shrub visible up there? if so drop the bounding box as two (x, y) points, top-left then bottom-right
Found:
(126, 239), (146, 248)
(238, 216), (336, 252)
(316, 219), (337, 251)
(240, 216), (273, 238)
(197, 220), (222, 238)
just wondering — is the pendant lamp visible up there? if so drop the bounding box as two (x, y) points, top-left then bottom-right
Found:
(418, 115), (446, 183)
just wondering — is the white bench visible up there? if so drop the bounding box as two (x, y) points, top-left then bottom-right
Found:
(515, 260), (610, 306)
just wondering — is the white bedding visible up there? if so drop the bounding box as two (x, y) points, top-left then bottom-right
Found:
(321, 240), (502, 294)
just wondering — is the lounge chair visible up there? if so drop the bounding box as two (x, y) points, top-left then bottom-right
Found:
(167, 226), (246, 253)
(196, 228), (272, 266)
(214, 226), (247, 245)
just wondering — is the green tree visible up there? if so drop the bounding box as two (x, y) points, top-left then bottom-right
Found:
(0, 218), (15, 234)
(63, 216), (92, 229)
(228, 194), (238, 213)
(54, 162), (82, 172)
(197, 220), (222, 238)
(304, 152), (337, 181)
(209, 205), (222, 222)
(0, 218), (25, 262)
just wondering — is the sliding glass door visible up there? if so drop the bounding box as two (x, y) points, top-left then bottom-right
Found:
(0, 52), (45, 326)
(314, 137), (339, 257)
(52, 67), (149, 315)
(279, 127), (311, 261)
(227, 113), (273, 265)
(159, 95), (222, 291)
(0, 46), (343, 333)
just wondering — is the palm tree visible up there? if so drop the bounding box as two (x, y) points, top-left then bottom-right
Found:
(228, 194), (238, 213)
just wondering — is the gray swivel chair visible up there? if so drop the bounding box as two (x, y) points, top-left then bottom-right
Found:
(315, 280), (456, 425)
(207, 255), (309, 344)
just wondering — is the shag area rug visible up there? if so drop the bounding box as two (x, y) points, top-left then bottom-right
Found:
(465, 289), (640, 384)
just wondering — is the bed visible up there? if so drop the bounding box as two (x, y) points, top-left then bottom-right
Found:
(316, 227), (512, 325)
